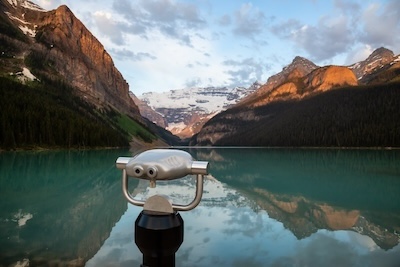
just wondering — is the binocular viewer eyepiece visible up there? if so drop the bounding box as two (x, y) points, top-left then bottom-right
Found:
(116, 149), (209, 212)
(117, 149), (208, 182)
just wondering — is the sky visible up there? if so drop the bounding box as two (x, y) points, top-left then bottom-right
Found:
(31, 0), (400, 95)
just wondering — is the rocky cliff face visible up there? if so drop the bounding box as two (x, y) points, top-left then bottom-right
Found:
(349, 47), (395, 81)
(244, 65), (358, 107)
(353, 51), (400, 85)
(130, 92), (167, 128)
(0, 0), (140, 119)
(239, 56), (318, 106)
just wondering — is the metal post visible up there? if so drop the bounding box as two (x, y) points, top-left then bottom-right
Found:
(135, 211), (183, 267)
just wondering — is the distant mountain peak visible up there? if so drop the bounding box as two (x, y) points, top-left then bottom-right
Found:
(239, 56), (318, 105)
(369, 47), (394, 57)
(139, 85), (259, 138)
(349, 47), (395, 81)
(271, 56), (318, 86)
(291, 56), (314, 65)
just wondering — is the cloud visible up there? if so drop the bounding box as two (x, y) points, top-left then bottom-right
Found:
(218, 14), (231, 26)
(359, 1), (400, 51)
(271, 0), (400, 63)
(111, 0), (206, 46)
(296, 16), (354, 61)
(93, 11), (126, 45)
(271, 15), (354, 62)
(344, 44), (374, 65)
(270, 19), (302, 39)
(109, 48), (157, 61)
(35, 0), (63, 9)
(333, 0), (361, 16)
(223, 57), (270, 86)
(185, 77), (202, 88)
(232, 3), (266, 39)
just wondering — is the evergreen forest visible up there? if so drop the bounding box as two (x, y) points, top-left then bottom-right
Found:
(0, 76), (155, 150)
(199, 82), (400, 147)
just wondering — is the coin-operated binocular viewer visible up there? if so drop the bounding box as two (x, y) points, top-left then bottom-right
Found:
(116, 149), (209, 267)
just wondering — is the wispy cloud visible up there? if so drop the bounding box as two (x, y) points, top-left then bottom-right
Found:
(292, 15), (354, 62)
(270, 0), (400, 64)
(223, 57), (270, 86)
(359, 0), (400, 49)
(30, 0), (400, 94)
(111, 0), (206, 46)
(232, 3), (266, 39)
(109, 48), (157, 61)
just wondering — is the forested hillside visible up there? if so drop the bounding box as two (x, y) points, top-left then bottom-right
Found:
(0, 77), (156, 150)
(193, 83), (400, 147)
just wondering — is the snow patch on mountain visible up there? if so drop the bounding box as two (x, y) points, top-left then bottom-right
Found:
(5, 0), (43, 37)
(139, 83), (261, 137)
(7, 0), (44, 11)
(143, 87), (235, 114)
(10, 67), (39, 83)
(348, 47), (395, 81)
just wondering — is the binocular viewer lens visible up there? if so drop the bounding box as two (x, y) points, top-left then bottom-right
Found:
(117, 149), (209, 181)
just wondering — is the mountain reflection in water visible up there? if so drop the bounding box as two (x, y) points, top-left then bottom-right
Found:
(88, 148), (400, 267)
(189, 148), (400, 246)
(1, 148), (400, 266)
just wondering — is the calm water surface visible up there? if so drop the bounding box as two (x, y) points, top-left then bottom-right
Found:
(1, 148), (400, 266)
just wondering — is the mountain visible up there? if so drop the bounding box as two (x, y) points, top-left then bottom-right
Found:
(351, 48), (400, 85)
(1, 0), (139, 118)
(242, 65), (357, 107)
(349, 47), (397, 82)
(140, 48), (400, 143)
(138, 58), (316, 139)
(138, 83), (261, 139)
(130, 92), (167, 128)
(190, 47), (400, 147)
(0, 0), (176, 149)
(239, 56), (318, 106)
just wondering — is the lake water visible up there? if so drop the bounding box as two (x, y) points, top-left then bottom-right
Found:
(1, 148), (400, 266)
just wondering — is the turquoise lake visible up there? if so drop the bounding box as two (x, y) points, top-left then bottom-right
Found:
(1, 148), (400, 266)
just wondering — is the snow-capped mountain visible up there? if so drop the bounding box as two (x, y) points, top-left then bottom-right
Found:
(1, 0), (141, 119)
(3, 0), (45, 37)
(349, 47), (396, 81)
(138, 83), (261, 138)
(136, 47), (400, 140)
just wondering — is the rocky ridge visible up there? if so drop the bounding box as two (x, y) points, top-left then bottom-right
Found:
(349, 47), (396, 82)
(0, 0), (140, 119)
(191, 47), (400, 146)
(140, 48), (399, 140)
(248, 65), (358, 107)
(130, 92), (167, 128)
(138, 83), (261, 138)
(240, 56), (318, 105)
(193, 64), (359, 146)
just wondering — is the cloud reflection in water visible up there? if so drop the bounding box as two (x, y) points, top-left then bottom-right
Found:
(87, 174), (399, 266)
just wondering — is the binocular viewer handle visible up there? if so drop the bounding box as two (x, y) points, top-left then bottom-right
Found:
(116, 149), (209, 212)
(120, 169), (205, 212)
